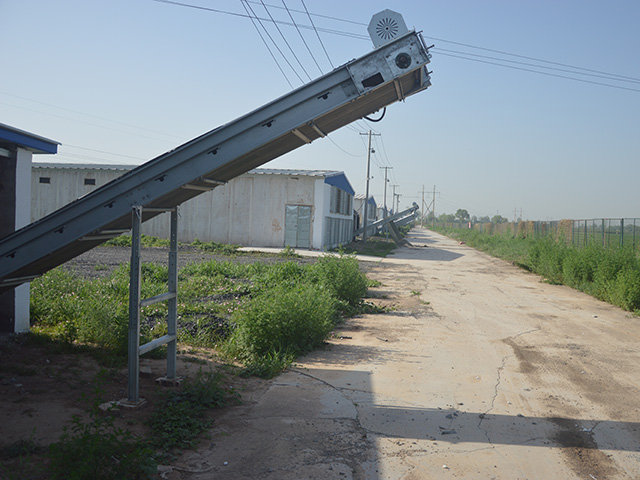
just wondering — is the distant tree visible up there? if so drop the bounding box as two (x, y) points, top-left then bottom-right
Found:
(455, 209), (470, 222)
(439, 213), (455, 223)
(477, 216), (491, 223)
(492, 215), (508, 224)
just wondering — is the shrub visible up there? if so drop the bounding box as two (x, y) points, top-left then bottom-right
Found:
(311, 254), (368, 307)
(225, 283), (337, 363)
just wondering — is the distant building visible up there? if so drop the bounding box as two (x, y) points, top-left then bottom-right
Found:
(1, 123), (59, 333)
(31, 164), (355, 250)
(353, 194), (377, 229)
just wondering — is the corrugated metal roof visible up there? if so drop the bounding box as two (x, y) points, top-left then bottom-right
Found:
(31, 163), (344, 177)
(32, 162), (139, 170)
(247, 168), (341, 177)
(354, 194), (377, 205)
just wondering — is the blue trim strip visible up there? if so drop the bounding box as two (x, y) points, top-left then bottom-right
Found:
(324, 173), (355, 196)
(0, 127), (58, 154)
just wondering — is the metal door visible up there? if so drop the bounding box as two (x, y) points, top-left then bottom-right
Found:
(285, 205), (311, 248)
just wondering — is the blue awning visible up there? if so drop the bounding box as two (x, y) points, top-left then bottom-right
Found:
(324, 172), (355, 196)
(0, 123), (59, 154)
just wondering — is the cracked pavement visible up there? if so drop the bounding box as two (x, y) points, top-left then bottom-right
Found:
(173, 228), (640, 479)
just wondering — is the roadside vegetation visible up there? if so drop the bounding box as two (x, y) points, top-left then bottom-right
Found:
(434, 226), (640, 313)
(3, 245), (383, 478)
(30, 250), (371, 373)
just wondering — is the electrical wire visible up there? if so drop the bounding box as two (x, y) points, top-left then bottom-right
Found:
(151, 0), (640, 93)
(326, 135), (365, 157)
(0, 91), (186, 140)
(300, 0), (334, 69)
(282, 0), (323, 76)
(433, 47), (640, 85)
(64, 144), (147, 161)
(1, 101), (178, 145)
(259, 0), (312, 81)
(240, 0), (295, 88)
(435, 50), (640, 93)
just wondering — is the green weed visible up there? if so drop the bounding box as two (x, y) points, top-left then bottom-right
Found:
(147, 369), (238, 461)
(48, 372), (156, 480)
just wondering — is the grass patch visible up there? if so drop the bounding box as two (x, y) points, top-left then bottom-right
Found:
(30, 253), (375, 374)
(192, 239), (241, 255)
(104, 234), (171, 248)
(434, 226), (640, 313)
(332, 237), (397, 257)
(48, 371), (157, 480)
(147, 369), (239, 462)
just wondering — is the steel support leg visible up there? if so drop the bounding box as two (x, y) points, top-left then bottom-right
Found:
(166, 207), (178, 380)
(127, 206), (143, 403)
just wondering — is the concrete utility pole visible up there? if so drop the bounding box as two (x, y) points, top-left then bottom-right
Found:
(432, 185), (437, 227)
(360, 130), (380, 243)
(380, 166), (393, 218)
(391, 184), (399, 214)
(421, 185), (425, 227)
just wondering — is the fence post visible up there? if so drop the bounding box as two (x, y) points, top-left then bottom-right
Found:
(620, 218), (624, 247)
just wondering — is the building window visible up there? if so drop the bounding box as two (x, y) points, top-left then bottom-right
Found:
(330, 186), (352, 215)
(39, 177), (51, 184)
(84, 178), (96, 186)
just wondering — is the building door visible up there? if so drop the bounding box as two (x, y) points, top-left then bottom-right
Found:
(285, 205), (311, 248)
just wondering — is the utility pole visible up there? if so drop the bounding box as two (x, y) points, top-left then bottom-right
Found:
(432, 185), (437, 227)
(380, 166), (393, 218)
(421, 185), (425, 227)
(391, 185), (399, 215)
(360, 130), (380, 243)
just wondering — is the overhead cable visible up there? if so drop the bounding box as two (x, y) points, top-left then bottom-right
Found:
(259, 0), (312, 81)
(240, 0), (295, 88)
(281, 0), (323, 75)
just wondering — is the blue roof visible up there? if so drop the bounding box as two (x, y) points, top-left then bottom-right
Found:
(324, 172), (355, 196)
(0, 123), (59, 154)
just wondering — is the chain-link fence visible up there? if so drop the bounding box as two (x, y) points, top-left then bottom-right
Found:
(438, 218), (640, 249)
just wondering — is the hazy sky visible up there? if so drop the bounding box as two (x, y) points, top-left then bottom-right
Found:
(2, 0), (639, 220)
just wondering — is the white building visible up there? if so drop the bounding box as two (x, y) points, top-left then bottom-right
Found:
(353, 194), (378, 229)
(31, 164), (356, 250)
(1, 124), (59, 333)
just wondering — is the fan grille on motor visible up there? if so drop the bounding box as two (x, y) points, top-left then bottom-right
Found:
(375, 17), (399, 40)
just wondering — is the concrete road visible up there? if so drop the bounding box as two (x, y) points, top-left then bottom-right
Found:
(176, 228), (640, 479)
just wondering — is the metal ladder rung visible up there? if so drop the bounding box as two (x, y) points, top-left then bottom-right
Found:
(140, 291), (177, 308)
(139, 334), (177, 356)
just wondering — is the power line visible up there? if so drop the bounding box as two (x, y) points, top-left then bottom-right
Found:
(240, 0), (295, 88)
(0, 91), (186, 140)
(300, 0), (333, 69)
(281, 0), (323, 75)
(434, 47), (640, 85)
(435, 51), (640, 93)
(259, 0), (312, 81)
(151, 0), (639, 93)
(424, 35), (640, 84)
(1, 100), (178, 144)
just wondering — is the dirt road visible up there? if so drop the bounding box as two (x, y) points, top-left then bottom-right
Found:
(172, 228), (640, 479)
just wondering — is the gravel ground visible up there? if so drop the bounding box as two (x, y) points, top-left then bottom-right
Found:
(61, 245), (318, 279)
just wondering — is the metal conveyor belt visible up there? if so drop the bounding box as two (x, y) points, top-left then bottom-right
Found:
(0, 29), (432, 291)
